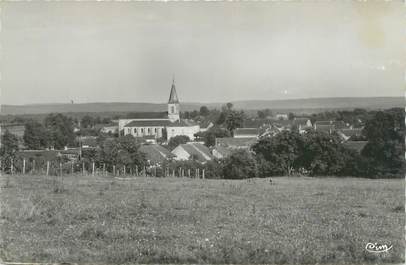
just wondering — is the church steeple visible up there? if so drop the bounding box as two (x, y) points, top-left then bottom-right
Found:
(168, 77), (180, 122)
(168, 77), (179, 104)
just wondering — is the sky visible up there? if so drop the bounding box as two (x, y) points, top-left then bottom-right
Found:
(1, 1), (404, 105)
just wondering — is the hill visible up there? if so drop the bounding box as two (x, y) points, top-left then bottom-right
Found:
(1, 97), (403, 115)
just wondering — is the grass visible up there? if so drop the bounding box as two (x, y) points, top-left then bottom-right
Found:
(0, 174), (404, 264)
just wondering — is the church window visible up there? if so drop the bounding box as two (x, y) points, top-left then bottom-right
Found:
(171, 106), (175, 113)
(154, 128), (157, 133)
(141, 128), (144, 133)
(127, 128), (130, 134)
(134, 128), (137, 134)
(148, 128), (151, 134)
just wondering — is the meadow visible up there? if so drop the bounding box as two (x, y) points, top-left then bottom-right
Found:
(0, 174), (404, 264)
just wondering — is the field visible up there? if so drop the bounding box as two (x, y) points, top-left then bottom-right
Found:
(0, 174), (404, 264)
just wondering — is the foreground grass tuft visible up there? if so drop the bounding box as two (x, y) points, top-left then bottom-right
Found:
(0, 175), (404, 264)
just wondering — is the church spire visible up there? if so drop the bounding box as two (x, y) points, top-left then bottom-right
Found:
(168, 76), (179, 104)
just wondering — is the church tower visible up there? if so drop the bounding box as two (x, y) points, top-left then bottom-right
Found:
(168, 78), (180, 122)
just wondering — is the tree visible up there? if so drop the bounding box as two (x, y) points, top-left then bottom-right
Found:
(225, 110), (244, 135)
(168, 135), (190, 150)
(302, 131), (353, 176)
(199, 106), (210, 116)
(0, 130), (19, 172)
(1, 130), (19, 156)
(361, 109), (404, 177)
(23, 121), (49, 149)
(96, 135), (146, 170)
(253, 131), (304, 176)
(45, 113), (75, 149)
(81, 115), (95, 129)
(288, 112), (295, 120)
(222, 149), (257, 179)
(195, 126), (230, 147)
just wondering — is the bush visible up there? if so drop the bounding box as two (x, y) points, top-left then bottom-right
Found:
(168, 135), (190, 150)
(222, 150), (258, 179)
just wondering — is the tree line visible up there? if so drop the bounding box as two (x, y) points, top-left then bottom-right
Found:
(223, 108), (404, 179)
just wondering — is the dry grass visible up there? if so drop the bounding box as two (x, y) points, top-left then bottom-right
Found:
(0, 174), (404, 264)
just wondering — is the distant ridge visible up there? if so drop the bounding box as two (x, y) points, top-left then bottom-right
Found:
(1, 97), (403, 115)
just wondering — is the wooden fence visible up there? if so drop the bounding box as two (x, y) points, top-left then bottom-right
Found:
(0, 158), (207, 179)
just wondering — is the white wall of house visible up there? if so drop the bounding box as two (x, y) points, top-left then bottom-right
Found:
(167, 125), (200, 140)
(124, 126), (164, 138)
(171, 146), (190, 161)
(118, 119), (168, 132)
(234, 134), (257, 139)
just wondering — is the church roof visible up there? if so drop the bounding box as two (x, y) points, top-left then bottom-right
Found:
(126, 112), (168, 119)
(124, 120), (171, 127)
(168, 80), (179, 104)
(166, 119), (198, 127)
(124, 119), (197, 128)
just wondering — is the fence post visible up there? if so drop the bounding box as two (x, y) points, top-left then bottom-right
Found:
(46, 161), (50, 176)
(32, 160), (35, 174)
(202, 169), (205, 179)
(188, 169), (191, 178)
(178, 168), (181, 178)
(136, 166), (138, 176)
(92, 162), (95, 176)
(82, 162), (85, 175)
(71, 162), (74, 175)
(123, 165), (126, 176)
(197, 168), (200, 179)
(60, 162), (63, 176)
(10, 159), (14, 175)
(113, 165), (116, 176)
(23, 159), (26, 174)
(103, 163), (106, 176)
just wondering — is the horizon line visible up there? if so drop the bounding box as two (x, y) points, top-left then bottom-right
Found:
(1, 95), (403, 107)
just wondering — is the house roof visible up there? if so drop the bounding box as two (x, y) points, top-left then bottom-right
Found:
(77, 136), (98, 147)
(333, 120), (347, 129)
(212, 146), (233, 158)
(342, 141), (368, 153)
(293, 118), (311, 126)
(216, 137), (257, 148)
(176, 143), (213, 162)
(234, 128), (259, 137)
(339, 128), (363, 137)
(139, 144), (173, 164)
(243, 119), (270, 128)
(168, 80), (179, 104)
(315, 120), (333, 126)
(271, 120), (294, 128)
(315, 124), (335, 133)
(0, 125), (25, 137)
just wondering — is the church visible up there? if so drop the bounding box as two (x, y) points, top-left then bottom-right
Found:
(118, 80), (200, 141)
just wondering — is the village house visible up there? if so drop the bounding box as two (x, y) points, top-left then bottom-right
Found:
(275, 113), (289, 120)
(212, 145), (232, 160)
(233, 128), (260, 138)
(215, 137), (257, 149)
(171, 142), (213, 163)
(119, 79), (200, 141)
(293, 118), (313, 134)
(337, 128), (364, 141)
(139, 144), (175, 165)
